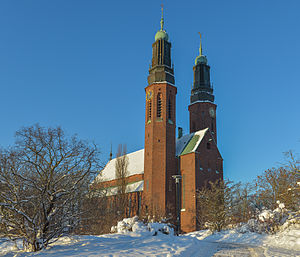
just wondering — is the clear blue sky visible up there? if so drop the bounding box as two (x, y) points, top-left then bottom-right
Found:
(1, 0), (299, 183)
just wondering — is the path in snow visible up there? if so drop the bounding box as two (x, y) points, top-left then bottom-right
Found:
(197, 241), (297, 257)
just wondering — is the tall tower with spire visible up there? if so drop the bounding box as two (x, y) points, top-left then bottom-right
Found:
(144, 6), (177, 217)
(188, 34), (217, 142)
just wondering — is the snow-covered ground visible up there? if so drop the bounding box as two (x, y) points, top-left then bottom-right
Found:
(0, 219), (299, 257)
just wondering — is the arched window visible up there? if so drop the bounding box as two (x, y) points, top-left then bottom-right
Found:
(157, 93), (162, 118)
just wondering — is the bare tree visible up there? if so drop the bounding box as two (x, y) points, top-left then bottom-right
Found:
(115, 144), (129, 195)
(229, 182), (256, 224)
(196, 180), (232, 232)
(79, 144), (131, 235)
(0, 125), (100, 251)
(77, 188), (111, 235)
(284, 150), (300, 179)
(255, 165), (298, 211)
(114, 144), (129, 218)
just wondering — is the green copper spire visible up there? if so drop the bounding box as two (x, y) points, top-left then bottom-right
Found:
(155, 4), (169, 42)
(148, 4), (174, 85)
(191, 32), (214, 103)
(195, 32), (207, 65)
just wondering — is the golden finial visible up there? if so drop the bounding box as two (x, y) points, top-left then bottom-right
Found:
(160, 3), (164, 30)
(198, 32), (203, 56)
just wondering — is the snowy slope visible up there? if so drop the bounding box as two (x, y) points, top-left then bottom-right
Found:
(1, 221), (299, 257)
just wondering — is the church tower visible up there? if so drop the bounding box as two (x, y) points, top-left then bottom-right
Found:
(144, 7), (177, 217)
(188, 34), (217, 142)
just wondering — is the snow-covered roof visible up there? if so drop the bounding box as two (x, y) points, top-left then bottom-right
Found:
(106, 180), (144, 196)
(176, 128), (208, 156)
(176, 133), (194, 156)
(96, 128), (209, 183)
(96, 149), (144, 182)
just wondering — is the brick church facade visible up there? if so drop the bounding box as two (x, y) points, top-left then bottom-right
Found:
(94, 12), (223, 233)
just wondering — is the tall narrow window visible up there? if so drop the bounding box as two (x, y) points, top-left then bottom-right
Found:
(211, 118), (214, 132)
(207, 142), (211, 149)
(148, 100), (152, 121)
(168, 96), (172, 120)
(157, 93), (162, 118)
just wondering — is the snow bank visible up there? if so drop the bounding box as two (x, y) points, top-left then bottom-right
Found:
(0, 226), (299, 256)
(188, 229), (267, 246)
(188, 224), (300, 251)
(259, 209), (274, 222)
(0, 238), (22, 254)
(186, 202), (300, 252)
(1, 210), (299, 256)
(111, 216), (174, 236)
(265, 224), (300, 251)
(234, 201), (300, 235)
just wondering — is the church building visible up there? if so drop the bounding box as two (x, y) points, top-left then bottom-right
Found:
(94, 10), (223, 233)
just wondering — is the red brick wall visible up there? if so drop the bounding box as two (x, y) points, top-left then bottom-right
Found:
(194, 131), (223, 230)
(188, 102), (217, 142)
(180, 153), (197, 233)
(144, 83), (177, 217)
(194, 131), (223, 191)
(179, 130), (223, 233)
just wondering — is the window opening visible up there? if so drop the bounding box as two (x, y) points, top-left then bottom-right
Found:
(199, 160), (203, 171)
(157, 93), (162, 118)
(168, 97), (172, 120)
(207, 142), (211, 149)
(148, 100), (152, 121)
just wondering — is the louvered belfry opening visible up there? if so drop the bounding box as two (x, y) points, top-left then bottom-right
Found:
(157, 93), (162, 118)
